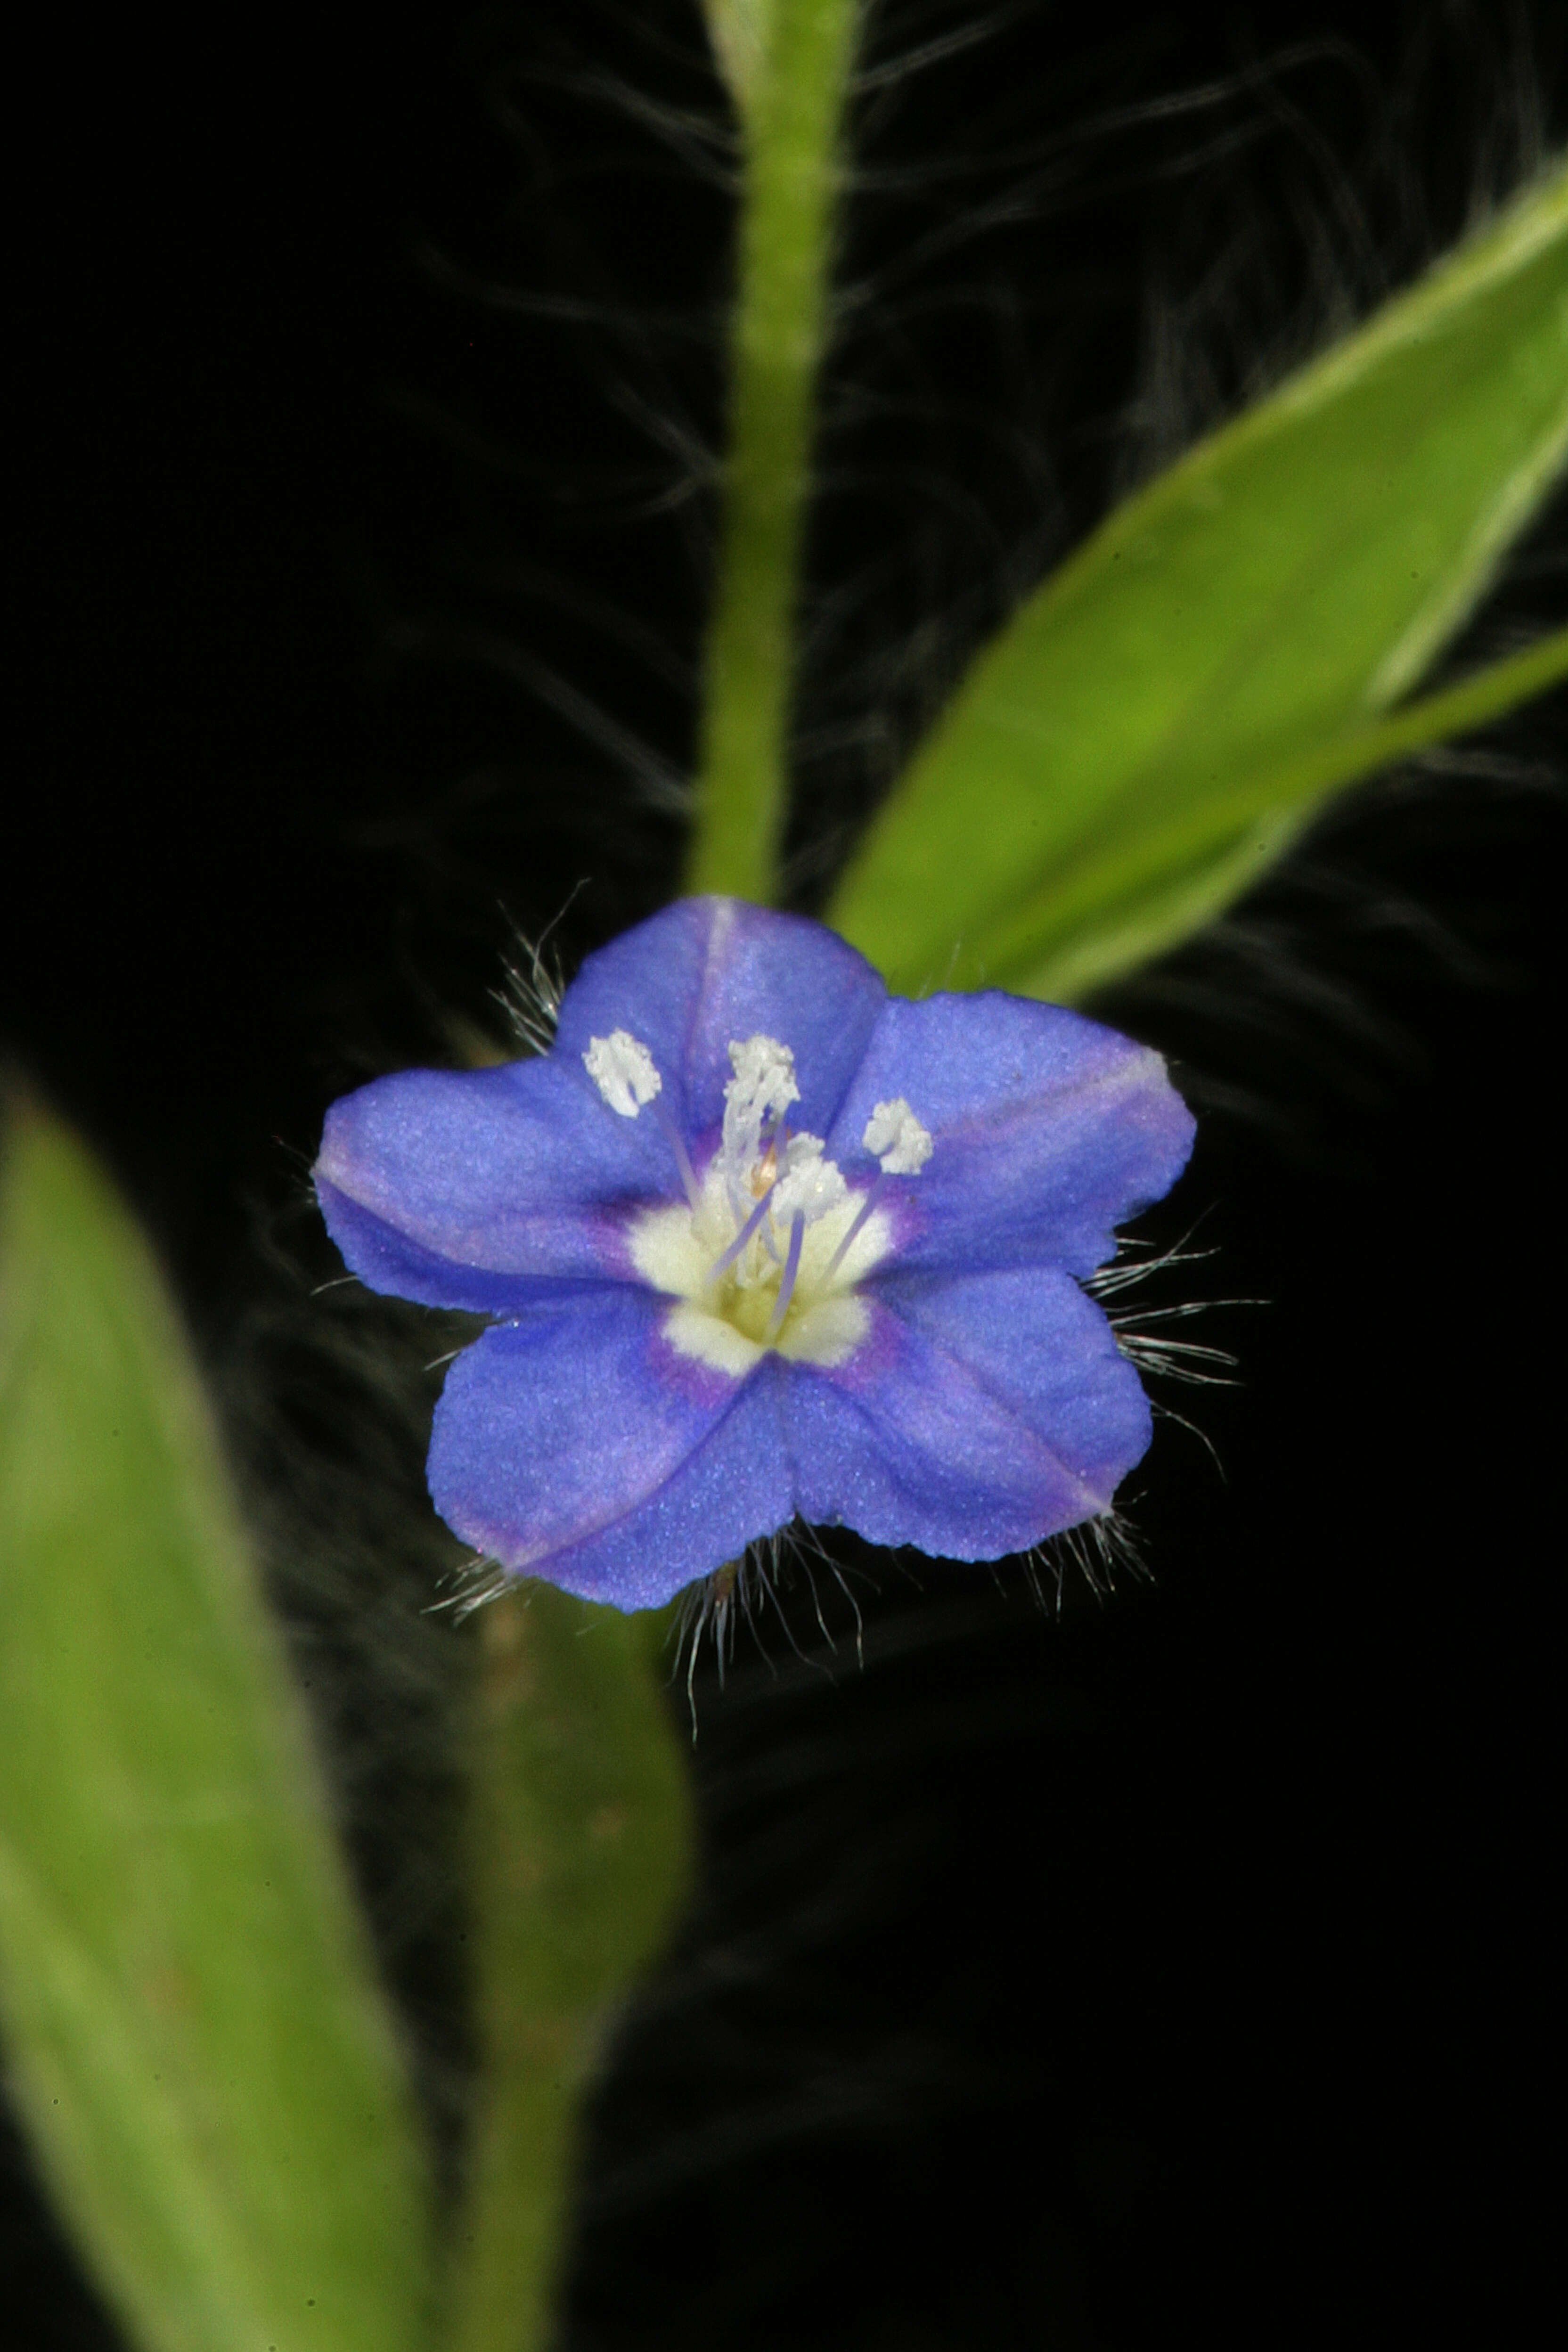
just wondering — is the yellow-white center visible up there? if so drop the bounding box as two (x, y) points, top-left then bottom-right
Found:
(628, 1163), (893, 1375)
(582, 1025), (931, 1380)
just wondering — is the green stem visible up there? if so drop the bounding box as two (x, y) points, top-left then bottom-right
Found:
(440, 1587), (693, 2352)
(441, 1598), (580, 2352)
(686, 0), (862, 903)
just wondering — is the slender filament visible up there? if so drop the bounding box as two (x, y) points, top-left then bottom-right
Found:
(653, 1099), (703, 1212)
(826, 1172), (884, 1277)
(765, 1211), (807, 1340)
(709, 1184), (776, 1281)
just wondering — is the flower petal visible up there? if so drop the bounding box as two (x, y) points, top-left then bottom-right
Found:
(783, 1265), (1151, 1559)
(315, 1059), (669, 1313)
(553, 897), (888, 1143)
(426, 1289), (794, 1608)
(825, 993), (1194, 1276)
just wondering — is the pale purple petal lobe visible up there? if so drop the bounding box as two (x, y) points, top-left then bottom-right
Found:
(783, 1267), (1150, 1560)
(427, 1293), (793, 1608)
(315, 1058), (664, 1310)
(825, 992), (1194, 1276)
(553, 896), (888, 1143)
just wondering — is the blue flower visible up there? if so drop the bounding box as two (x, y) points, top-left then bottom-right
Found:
(314, 898), (1195, 1610)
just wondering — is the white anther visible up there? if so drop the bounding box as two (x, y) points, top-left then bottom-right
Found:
(727, 1033), (797, 1098)
(770, 1134), (848, 1225)
(862, 1098), (933, 1176)
(722, 1034), (799, 1168)
(583, 1029), (662, 1117)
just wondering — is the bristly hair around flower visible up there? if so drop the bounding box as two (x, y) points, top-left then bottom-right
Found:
(312, 897), (1195, 1612)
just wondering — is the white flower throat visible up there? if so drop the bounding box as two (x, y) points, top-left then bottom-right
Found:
(583, 1029), (932, 1374)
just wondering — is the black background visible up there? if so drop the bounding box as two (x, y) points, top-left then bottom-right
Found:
(6, 3), (1563, 2346)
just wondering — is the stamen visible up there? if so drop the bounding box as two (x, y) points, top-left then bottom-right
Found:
(709, 1184), (775, 1280)
(743, 1106), (789, 1217)
(770, 1135), (845, 1224)
(765, 1211), (806, 1340)
(863, 1098), (933, 1176)
(653, 1099), (703, 1213)
(826, 1174), (884, 1278)
(722, 1035), (799, 1173)
(583, 1029), (662, 1117)
(582, 1028), (701, 1208)
(826, 1102), (933, 1277)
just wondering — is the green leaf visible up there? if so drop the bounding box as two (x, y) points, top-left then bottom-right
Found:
(826, 162), (1568, 1000)
(441, 1585), (693, 2352)
(0, 1095), (432, 2352)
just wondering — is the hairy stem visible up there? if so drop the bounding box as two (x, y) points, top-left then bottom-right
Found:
(440, 1588), (693, 2352)
(686, 0), (862, 902)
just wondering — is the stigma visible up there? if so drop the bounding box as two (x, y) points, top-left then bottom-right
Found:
(585, 1027), (932, 1376)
